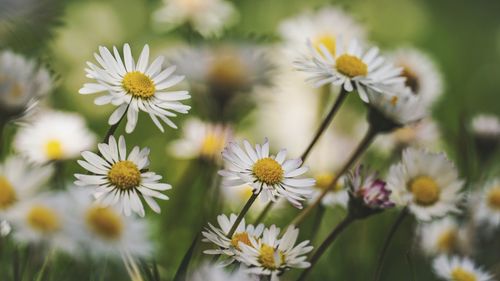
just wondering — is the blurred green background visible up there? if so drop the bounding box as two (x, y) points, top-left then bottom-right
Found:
(1, 0), (500, 280)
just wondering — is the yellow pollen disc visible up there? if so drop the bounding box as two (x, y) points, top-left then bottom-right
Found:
(393, 127), (417, 144)
(200, 133), (225, 158)
(258, 244), (282, 270)
(315, 173), (342, 192)
(401, 66), (420, 94)
(409, 176), (440, 206)
(230, 232), (251, 250)
(207, 53), (247, 90)
(45, 139), (64, 160)
(451, 268), (477, 281)
(107, 160), (141, 190)
(436, 229), (457, 253)
(122, 71), (155, 99)
(313, 34), (336, 56)
(27, 205), (60, 233)
(336, 54), (368, 78)
(390, 96), (399, 106)
(252, 158), (284, 185)
(0, 176), (17, 210)
(487, 187), (500, 210)
(85, 206), (124, 240)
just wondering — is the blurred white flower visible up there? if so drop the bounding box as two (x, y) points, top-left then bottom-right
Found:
(471, 114), (500, 138)
(473, 178), (500, 228)
(433, 255), (494, 281)
(153, 0), (238, 37)
(188, 262), (256, 281)
(418, 217), (464, 256)
(75, 135), (171, 217)
(387, 148), (463, 221)
(0, 50), (52, 120)
(80, 44), (191, 133)
(14, 110), (96, 163)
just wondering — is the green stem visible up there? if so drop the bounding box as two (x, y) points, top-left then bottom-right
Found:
(372, 207), (409, 281)
(254, 201), (274, 224)
(35, 250), (53, 281)
(296, 215), (355, 281)
(310, 205), (326, 243)
(52, 161), (65, 190)
(227, 192), (259, 238)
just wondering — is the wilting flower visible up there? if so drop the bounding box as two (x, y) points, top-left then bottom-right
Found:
(237, 225), (313, 281)
(188, 262), (255, 281)
(80, 44), (191, 133)
(294, 38), (404, 102)
(75, 135), (171, 217)
(219, 139), (315, 208)
(153, 0), (238, 37)
(169, 118), (232, 162)
(433, 255), (494, 281)
(387, 148), (464, 221)
(389, 48), (443, 106)
(202, 213), (264, 263)
(0, 156), (53, 214)
(473, 178), (500, 228)
(418, 217), (464, 256)
(0, 50), (52, 120)
(14, 110), (96, 163)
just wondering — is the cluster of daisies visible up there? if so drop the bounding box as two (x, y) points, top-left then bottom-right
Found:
(0, 2), (499, 281)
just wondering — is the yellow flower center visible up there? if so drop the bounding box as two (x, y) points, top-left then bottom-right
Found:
(393, 126), (417, 144)
(207, 53), (247, 90)
(436, 229), (457, 253)
(487, 187), (500, 210)
(315, 173), (342, 192)
(107, 160), (141, 190)
(451, 268), (477, 281)
(313, 34), (336, 56)
(27, 205), (60, 233)
(409, 176), (440, 206)
(336, 54), (368, 78)
(200, 132), (226, 158)
(252, 158), (284, 185)
(85, 206), (124, 240)
(230, 232), (251, 250)
(258, 244), (284, 270)
(122, 71), (155, 99)
(44, 139), (64, 160)
(401, 66), (420, 94)
(0, 176), (17, 210)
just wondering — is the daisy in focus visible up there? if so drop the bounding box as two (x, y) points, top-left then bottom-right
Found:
(219, 139), (315, 208)
(74, 135), (171, 217)
(0, 50), (52, 120)
(237, 225), (313, 281)
(153, 0), (237, 37)
(473, 178), (500, 228)
(79, 44), (191, 133)
(433, 255), (494, 281)
(14, 110), (96, 163)
(418, 217), (463, 256)
(202, 213), (264, 263)
(294, 38), (405, 102)
(387, 148), (464, 221)
(188, 262), (255, 281)
(169, 118), (232, 162)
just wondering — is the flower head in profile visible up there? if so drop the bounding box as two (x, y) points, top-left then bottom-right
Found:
(387, 148), (464, 221)
(419, 217), (463, 256)
(237, 225), (313, 281)
(80, 44), (191, 133)
(470, 114), (500, 162)
(75, 135), (171, 217)
(0, 50), (52, 120)
(202, 213), (264, 263)
(153, 0), (238, 37)
(433, 255), (494, 281)
(219, 139), (315, 208)
(294, 38), (404, 102)
(14, 110), (96, 163)
(473, 178), (500, 228)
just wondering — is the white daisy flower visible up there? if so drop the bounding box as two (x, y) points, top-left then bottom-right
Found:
(14, 110), (96, 164)
(473, 178), (500, 228)
(237, 225), (313, 281)
(0, 220), (11, 236)
(387, 148), (464, 221)
(294, 38), (405, 102)
(389, 48), (443, 106)
(0, 155), (53, 214)
(79, 44), (191, 133)
(68, 189), (151, 258)
(419, 217), (463, 256)
(202, 213), (264, 262)
(278, 6), (366, 56)
(433, 255), (494, 281)
(74, 135), (172, 217)
(0, 50), (52, 120)
(219, 139), (315, 209)
(153, 0), (237, 37)
(471, 114), (500, 139)
(4, 192), (79, 255)
(169, 118), (232, 161)
(188, 262), (256, 281)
